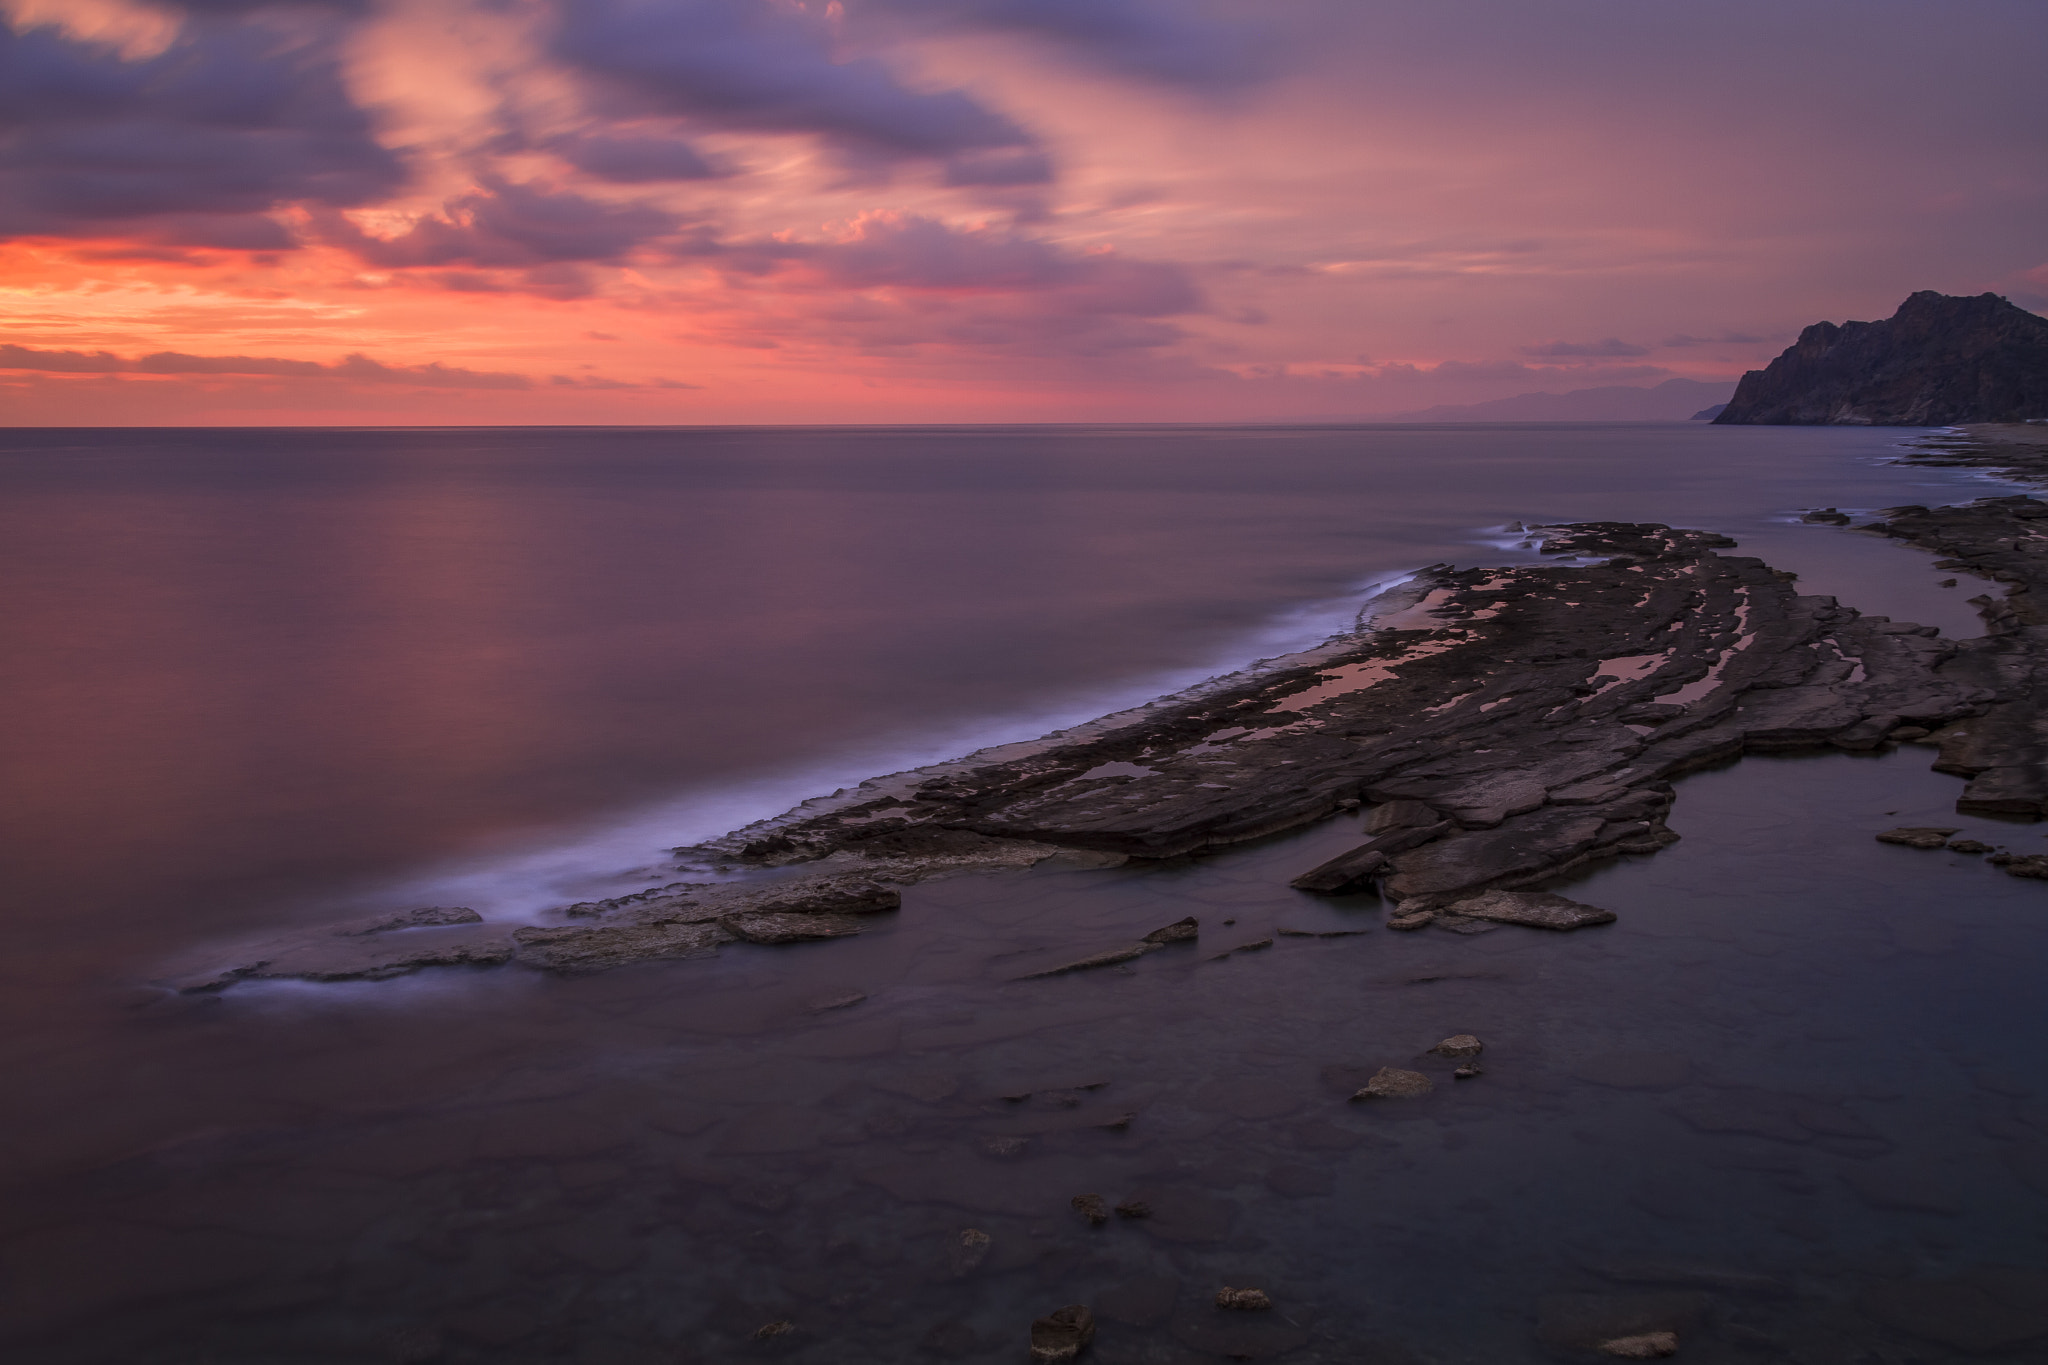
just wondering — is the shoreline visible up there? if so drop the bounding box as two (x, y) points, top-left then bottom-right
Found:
(166, 486), (2048, 989)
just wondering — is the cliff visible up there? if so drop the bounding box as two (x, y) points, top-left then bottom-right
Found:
(1714, 291), (2048, 426)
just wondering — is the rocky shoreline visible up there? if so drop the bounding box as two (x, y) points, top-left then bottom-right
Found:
(164, 488), (2048, 990)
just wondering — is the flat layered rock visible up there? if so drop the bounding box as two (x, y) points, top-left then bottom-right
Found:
(1437, 890), (1616, 931)
(512, 921), (732, 972)
(1875, 826), (1960, 849)
(173, 498), (2048, 988)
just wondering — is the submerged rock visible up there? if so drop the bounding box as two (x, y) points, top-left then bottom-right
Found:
(1856, 1268), (2048, 1353)
(1537, 1293), (1707, 1351)
(948, 1228), (992, 1277)
(165, 922), (519, 990)
(1353, 1067), (1434, 1100)
(1875, 826), (1961, 849)
(1070, 1193), (1110, 1226)
(1215, 1287), (1272, 1310)
(1599, 1332), (1679, 1359)
(1142, 915), (1200, 944)
(1029, 1305), (1096, 1363)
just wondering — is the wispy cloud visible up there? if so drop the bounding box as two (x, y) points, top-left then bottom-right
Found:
(0, 344), (532, 388)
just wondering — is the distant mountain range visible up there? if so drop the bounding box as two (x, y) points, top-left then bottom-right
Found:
(1716, 291), (2048, 425)
(1378, 377), (1737, 423)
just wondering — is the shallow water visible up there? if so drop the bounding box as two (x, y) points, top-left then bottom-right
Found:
(1, 423), (2042, 1360)
(11, 751), (2047, 1362)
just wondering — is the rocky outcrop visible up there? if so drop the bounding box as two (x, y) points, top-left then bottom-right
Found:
(699, 519), (2003, 926)
(1715, 291), (2048, 425)
(167, 497), (2048, 989)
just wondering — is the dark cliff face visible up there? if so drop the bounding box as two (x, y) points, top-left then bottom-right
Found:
(1714, 291), (2048, 426)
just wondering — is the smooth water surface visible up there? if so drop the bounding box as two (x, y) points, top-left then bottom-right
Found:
(1, 423), (2042, 1361)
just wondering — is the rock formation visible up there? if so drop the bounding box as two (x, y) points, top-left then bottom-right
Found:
(164, 494), (2048, 988)
(1714, 291), (2048, 425)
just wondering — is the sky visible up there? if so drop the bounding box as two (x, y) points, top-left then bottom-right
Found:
(0, 0), (2043, 425)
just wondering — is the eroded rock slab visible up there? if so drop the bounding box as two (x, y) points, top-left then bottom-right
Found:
(172, 500), (2048, 987)
(695, 518), (2004, 927)
(1437, 890), (1616, 931)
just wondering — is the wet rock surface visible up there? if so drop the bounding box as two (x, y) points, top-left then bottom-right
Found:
(1028, 1304), (1095, 1362)
(1353, 1067), (1434, 1100)
(1875, 826), (1960, 849)
(169, 501), (2048, 989)
(698, 515), (2029, 929)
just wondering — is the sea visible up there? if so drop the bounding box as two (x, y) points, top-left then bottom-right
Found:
(1, 422), (2044, 1363)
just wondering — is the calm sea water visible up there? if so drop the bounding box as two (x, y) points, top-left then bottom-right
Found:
(1, 423), (2042, 1362)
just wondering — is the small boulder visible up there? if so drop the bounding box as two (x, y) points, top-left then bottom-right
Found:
(1948, 839), (1993, 854)
(1029, 1305), (1096, 1363)
(2000, 854), (2048, 879)
(1215, 1287), (1272, 1311)
(1876, 827), (1961, 849)
(1352, 1067), (1434, 1100)
(1143, 916), (1199, 944)
(1600, 1332), (1678, 1359)
(1386, 910), (1436, 931)
(1114, 1199), (1152, 1220)
(1454, 1064), (1484, 1080)
(1430, 1034), (1483, 1058)
(1071, 1193), (1110, 1226)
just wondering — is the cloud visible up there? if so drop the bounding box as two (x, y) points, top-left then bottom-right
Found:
(548, 0), (1039, 165)
(852, 0), (1273, 88)
(798, 212), (1197, 311)
(940, 147), (1054, 188)
(319, 179), (683, 269)
(0, 14), (402, 245)
(696, 212), (1203, 359)
(1517, 337), (1651, 358)
(550, 131), (723, 183)
(0, 343), (531, 388)
(1660, 332), (1767, 347)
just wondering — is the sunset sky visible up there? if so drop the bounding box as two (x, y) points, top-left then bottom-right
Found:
(2, 0), (2043, 425)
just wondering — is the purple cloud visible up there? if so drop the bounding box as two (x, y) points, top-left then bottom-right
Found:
(853, 0), (1272, 87)
(550, 132), (723, 183)
(0, 16), (401, 245)
(549, 0), (1038, 162)
(320, 179), (683, 269)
